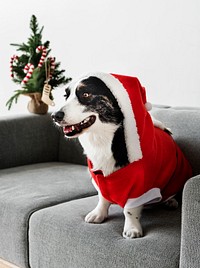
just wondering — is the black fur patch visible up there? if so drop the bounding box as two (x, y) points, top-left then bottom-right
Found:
(112, 125), (129, 168)
(64, 87), (70, 99)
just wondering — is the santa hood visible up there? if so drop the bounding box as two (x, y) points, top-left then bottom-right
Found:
(82, 72), (153, 164)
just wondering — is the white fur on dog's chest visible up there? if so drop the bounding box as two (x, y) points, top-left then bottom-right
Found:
(79, 129), (118, 176)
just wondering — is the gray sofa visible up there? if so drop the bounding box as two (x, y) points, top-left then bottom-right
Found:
(0, 107), (200, 268)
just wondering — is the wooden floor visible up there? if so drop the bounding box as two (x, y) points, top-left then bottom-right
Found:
(0, 258), (20, 268)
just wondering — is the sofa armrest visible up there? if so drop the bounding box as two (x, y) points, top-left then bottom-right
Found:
(180, 175), (200, 268)
(0, 114), (60, 169)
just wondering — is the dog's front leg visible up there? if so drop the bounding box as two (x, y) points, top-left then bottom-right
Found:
(123, 205), (143, 239)
(85, 193), (111, 224)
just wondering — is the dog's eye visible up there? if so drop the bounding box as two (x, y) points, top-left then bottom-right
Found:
(82, 92), (91, 98)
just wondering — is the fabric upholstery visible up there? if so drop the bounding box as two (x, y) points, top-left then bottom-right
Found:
(58, 134), (87, 166)
(180, 175), (200, 268)
(0, 114), (59, 169)
(29, 195), (181, 268)
(0, 162), (96, 268)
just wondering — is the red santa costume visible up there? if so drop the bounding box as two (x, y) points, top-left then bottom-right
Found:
(87, 73), (192, 209)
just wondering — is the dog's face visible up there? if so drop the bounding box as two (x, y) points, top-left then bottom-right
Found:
(52, 76), (123, 138)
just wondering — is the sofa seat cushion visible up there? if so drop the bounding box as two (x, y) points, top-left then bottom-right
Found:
(0, 162), (96, 268)
(29, 195), (181, 268)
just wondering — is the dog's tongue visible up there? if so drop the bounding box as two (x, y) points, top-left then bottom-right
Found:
(63, 126), (73, 134)
(63, 125), (80, 134)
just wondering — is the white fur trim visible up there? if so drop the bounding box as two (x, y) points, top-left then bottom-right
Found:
(124, 188), (162, 209)
(84, 72), (142, 162)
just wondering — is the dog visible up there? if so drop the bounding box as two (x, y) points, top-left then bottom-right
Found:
(52, 72), (192, 239)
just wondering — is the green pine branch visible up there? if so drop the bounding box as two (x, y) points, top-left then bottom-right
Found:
(6, 90), (27, 110)
(10, 43), (30, 53)
(30, 15), (39, 35)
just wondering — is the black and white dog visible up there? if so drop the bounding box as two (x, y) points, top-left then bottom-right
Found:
(52, 72), (192, 239)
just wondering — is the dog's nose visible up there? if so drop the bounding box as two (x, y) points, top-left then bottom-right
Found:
(51, 111), (65, 122)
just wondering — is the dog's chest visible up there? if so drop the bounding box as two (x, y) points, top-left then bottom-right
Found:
(79, 133), (117, 176)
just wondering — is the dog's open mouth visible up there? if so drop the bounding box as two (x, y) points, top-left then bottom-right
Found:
(63, 115), (96, 137)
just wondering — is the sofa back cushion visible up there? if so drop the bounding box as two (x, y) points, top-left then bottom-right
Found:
(58, 135), (87, 166)
(0, 114), (60, 169)
(151, 107), (200, 176)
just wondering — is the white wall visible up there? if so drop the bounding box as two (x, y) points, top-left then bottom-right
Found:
(1, 0), (200, 116)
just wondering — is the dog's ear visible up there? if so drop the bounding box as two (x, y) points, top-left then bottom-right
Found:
(64, 87), (71, 99)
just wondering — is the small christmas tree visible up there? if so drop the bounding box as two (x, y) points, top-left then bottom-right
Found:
(7, 15), (71, 112)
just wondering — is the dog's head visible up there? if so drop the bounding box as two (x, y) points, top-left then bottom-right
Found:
(52, 76), (124, 138)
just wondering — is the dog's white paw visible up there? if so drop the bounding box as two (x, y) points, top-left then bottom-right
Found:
(123, 227), (143, 239)
(123, 205), (143, 239)
(85, 209), (107, 224)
